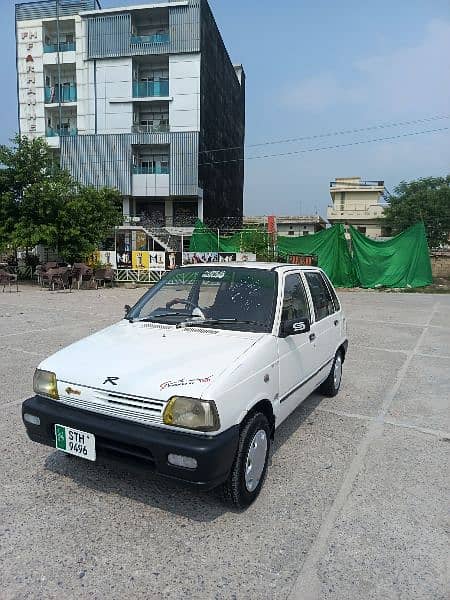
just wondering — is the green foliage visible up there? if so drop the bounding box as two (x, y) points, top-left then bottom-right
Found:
(0, 135), (123, 262)
(384, 176), (450, 249)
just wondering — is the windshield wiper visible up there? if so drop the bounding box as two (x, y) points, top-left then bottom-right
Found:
(176, 318), (265, 329)
(131, 312), (184, 323)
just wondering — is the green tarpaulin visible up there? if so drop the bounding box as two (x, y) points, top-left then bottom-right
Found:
(277, 224), (359, 288)
(188, 220), (432, 289)
(350, 222), (432, 288)
(188, 219), (269, 253)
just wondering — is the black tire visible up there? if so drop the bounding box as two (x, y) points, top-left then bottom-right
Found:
(221, 412), (271, 509)
(320, 350), (343, 397)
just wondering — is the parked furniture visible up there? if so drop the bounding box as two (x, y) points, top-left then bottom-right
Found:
(41, 267), (72, 291)
(0, 269), (19, 292)
(72, 264), (94, 290)
(93, 267), (115, 288)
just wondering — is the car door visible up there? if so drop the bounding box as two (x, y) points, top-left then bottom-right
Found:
(276, 272), (320, 425)
(303, 270), (340, 384)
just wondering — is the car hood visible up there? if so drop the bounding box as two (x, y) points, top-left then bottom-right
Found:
(39, 320), (264, 401)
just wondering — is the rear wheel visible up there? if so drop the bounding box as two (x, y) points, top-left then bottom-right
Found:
(320, 350), (343, 397)
(221, 412), (270, 509)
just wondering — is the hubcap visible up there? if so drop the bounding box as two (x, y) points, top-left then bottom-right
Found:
(244, 429), (268, 492)
(334, 354), (342, 389)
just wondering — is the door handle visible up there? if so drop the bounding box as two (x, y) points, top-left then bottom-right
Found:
(334, 319), (339, 326)
(309, 333), (316, 342)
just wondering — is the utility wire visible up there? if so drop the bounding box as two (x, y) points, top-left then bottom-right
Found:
(199, 115), (450, 155)
(198, 127), (450, 167)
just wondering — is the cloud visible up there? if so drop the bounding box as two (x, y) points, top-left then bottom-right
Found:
(283, 19), (450, 117)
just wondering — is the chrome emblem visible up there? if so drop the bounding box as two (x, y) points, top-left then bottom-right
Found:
(65, 387), (81, 396)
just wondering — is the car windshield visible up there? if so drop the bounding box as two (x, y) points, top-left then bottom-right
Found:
(126, 267), (277, 333)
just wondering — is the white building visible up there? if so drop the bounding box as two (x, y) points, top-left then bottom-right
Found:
(15, 0), (245, 248)
(243, 215), (326, 237)
(327, 177), (390, 238)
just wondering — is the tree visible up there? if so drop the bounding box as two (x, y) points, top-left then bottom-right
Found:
(384, 176), (450, 249)
(0, 135), (123, 262)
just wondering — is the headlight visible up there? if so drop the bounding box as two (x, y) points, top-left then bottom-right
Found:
(33, 369), (59, 400)
(163, 396), (220, 432)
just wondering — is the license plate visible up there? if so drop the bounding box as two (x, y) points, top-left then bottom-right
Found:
(55, 424), (96, 461)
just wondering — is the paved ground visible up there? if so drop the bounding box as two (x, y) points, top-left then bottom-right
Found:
(0, 285), (448, 600)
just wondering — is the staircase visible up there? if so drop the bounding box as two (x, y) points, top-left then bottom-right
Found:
(142, 225), (183, 252)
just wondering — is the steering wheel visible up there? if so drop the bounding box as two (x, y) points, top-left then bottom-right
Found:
(165, 298), (207, 320)
(166, 298), (197, 310)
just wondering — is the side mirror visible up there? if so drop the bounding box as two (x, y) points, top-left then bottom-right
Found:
(280, 318), (310, 338)
(124, 304), (131, 317)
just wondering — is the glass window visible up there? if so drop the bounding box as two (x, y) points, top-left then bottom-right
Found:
(127, 267), (277, 333)
(304, 271), (335, 321)
(322, 272), (340, 312)
(281, 274), (310, 322)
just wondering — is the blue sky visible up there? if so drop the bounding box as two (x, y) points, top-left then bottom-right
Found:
(1, 0), (449, 216)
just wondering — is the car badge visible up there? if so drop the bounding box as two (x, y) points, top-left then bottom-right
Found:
(103, 377), (119, 386)
(65, 387), (81, 396)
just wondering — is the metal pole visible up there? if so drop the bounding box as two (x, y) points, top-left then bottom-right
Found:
(217, 229), (220, 252)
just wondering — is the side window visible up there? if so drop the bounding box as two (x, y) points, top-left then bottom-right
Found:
(323, 274), (341, 312)
(281, 274), (310, 322)
(305, 272), (335, 321)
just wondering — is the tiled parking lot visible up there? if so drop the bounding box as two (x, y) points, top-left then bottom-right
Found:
(0, 285), (449, 599)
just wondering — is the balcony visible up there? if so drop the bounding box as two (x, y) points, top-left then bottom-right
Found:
(133, 164), (169, 175)
(130, 33), (169, 45)
(132, 123), (169, 134)
(43, 41), (76, 53)
(44, 84), (77, 104)
(46, 127), (78, 137)
(133, 80), (169, 98)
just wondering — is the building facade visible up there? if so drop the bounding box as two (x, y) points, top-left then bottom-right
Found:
(243, 215), (326, 237)
(15, 0), (245, 233)
(327, 177), (390, 238)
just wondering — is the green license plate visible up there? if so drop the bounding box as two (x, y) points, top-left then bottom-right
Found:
(55, 424), (96, 461)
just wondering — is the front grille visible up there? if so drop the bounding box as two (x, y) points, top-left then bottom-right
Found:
(58, 387), (165, 426)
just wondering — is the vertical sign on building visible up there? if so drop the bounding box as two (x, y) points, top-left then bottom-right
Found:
(22, 30), (38, 137)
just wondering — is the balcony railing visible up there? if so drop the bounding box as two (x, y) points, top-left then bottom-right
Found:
(132, 80), (169, 98)
(132, 123), (169, 133)
(43, 41), (76, 53)
(132, 164), (169, 175)
(44, 84), (77, 103)
(130, 33), (169, 45)
(46, 127), (78, 137)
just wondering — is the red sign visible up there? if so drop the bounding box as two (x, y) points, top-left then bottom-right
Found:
(267, 216), (277, 235)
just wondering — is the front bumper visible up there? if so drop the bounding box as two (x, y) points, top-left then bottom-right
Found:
(22, 396), (239, 491)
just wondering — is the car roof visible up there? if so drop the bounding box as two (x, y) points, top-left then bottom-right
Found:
(181, 262), (322, 273)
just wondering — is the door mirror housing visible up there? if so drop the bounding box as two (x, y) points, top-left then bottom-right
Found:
(280, 318), (310, 338)
(124, 304), (131, 317)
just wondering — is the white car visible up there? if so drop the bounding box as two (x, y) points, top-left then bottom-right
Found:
(23, 263), (348, 508)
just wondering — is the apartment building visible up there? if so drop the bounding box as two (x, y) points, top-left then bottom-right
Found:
(243, 215), (326, 236)
(15, 0), (245, 236)
(327, 177), (390, 238)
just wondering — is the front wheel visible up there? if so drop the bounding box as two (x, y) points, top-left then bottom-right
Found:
(221, 412), (271, 509)
(320, 350), (343, 397)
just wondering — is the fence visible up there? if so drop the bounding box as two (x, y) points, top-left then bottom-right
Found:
(114, 269), (167, 283)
